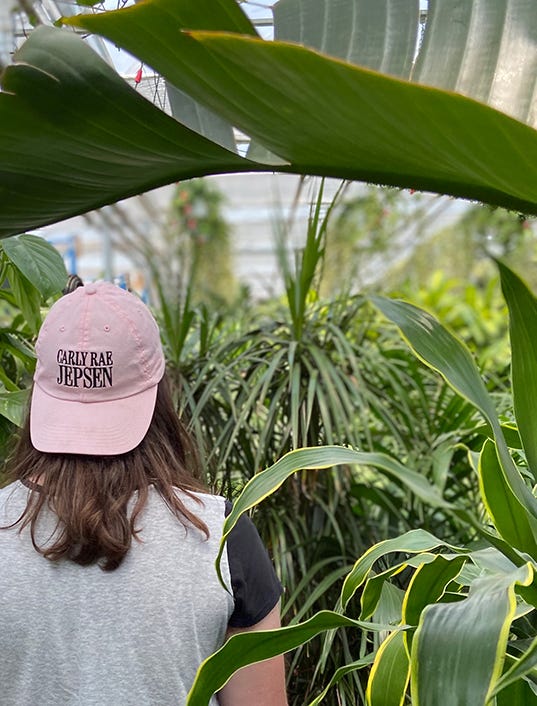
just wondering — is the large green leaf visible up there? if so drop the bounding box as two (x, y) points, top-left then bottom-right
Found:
(340, 529), (465, 612)
(1, 1), (537, 237)
(411, 563), (534, 706)
(371, 297), (498, 420)
(216, 446), (448, 587)
(498, 262), (537, 483)
(66, 6), (537, 216)
(0, 25), (254, 239)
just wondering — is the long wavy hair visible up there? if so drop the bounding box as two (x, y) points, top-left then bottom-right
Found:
(2, 374), (209, 571)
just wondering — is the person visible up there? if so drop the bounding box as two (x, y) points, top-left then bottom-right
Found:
(0, 281), (288, 706)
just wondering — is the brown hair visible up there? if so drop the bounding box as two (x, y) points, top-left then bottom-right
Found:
(2, 375), (209, 571)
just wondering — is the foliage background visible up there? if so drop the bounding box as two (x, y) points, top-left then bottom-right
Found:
(3, 0), (537, 703)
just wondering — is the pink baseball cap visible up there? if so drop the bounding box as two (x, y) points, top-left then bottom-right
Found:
(30, 281), (165, 455)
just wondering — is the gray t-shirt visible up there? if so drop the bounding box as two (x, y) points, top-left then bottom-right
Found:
(0, 481), (280, 706)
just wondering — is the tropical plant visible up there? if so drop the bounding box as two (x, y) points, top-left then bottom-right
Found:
(0, 234), (67, 479)
(181, 261), (537, 706)
(2, 0), (537, 238)
(2, 1), (537, 701)
(122, 182), (486, 702)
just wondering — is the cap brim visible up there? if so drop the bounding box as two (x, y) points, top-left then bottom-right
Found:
(30, 383), (158, 456)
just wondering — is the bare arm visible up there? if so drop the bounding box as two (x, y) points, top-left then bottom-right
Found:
(217, 603), (288, 706)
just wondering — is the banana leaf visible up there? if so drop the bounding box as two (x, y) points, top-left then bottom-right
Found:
(3, 1), (537, 237)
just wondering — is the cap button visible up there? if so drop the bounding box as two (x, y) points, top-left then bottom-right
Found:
(85, 284), (97, 295)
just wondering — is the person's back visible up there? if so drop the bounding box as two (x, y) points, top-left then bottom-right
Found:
(0, 282), (287, 706)
(0, 484), (233, 706)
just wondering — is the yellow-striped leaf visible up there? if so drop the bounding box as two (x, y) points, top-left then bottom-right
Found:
(499, 262), (537, 484)
(186, 610), (394, 706)
(479, 439), (537, 558)
(411, 563), (534, 706)
(366, 630), (409, 706)
(216, 446), (449, 589)
(372, 296), (537, 527)
(341, 529), (465, 612)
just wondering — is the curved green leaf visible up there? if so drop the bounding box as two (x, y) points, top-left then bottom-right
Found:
(360, 564), (408, 621)
(366, 630), (409, 706)
(3, 1), (537, 235)
(186, 610), (394, 706)
(216, 446), (449, 588)
(402, 555), (466, 628)
(340, 529), (465, 612)
(2, 234), (67, 300)
(371, 296), (498, 420)
(469, 546), (521, 577)
(411, 563), (534, 706)
(65, 3), (537, 215)
(0, 25), (253, 239)
(371, 296), (537, 523)
(479, 439), (537, 557)
(359, 554), (440, 620)
(499, 261), (537, 483)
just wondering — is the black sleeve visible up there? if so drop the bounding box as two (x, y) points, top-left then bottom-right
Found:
(224, 500), (283, 628)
